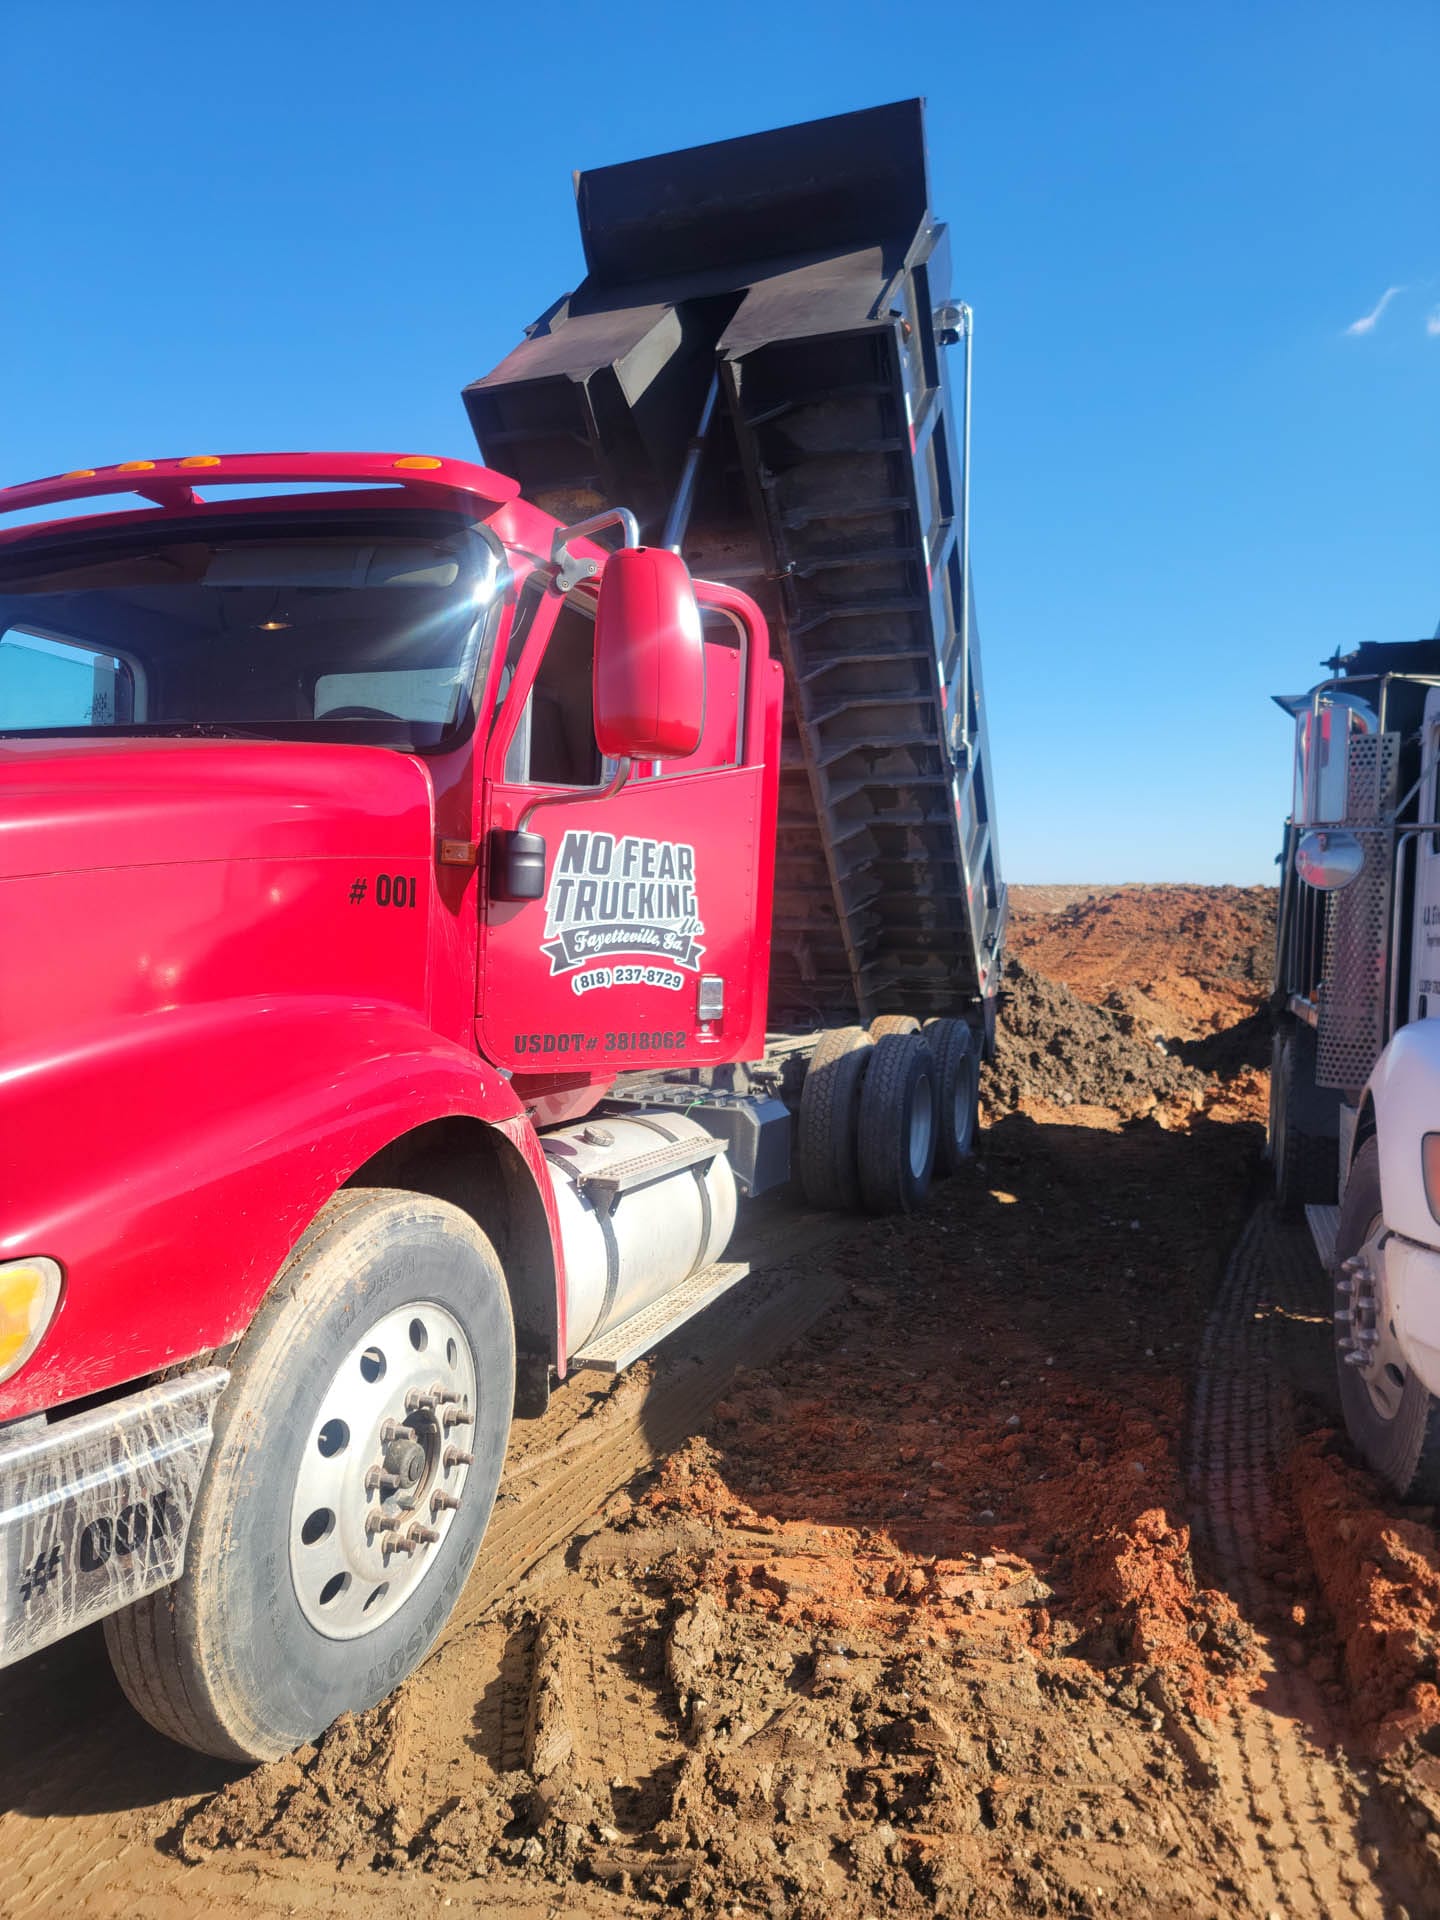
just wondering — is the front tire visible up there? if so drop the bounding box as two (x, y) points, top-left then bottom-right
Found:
(1334, 1139), (1440, 1500)
(105, 1190), (515, 1761)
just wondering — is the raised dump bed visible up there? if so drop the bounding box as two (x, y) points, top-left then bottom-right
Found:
(466, 99), (1005, 1031)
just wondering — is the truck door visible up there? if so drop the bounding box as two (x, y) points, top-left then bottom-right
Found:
(1408, 687), (1440, 1024)
(477, 583), (775, 1076)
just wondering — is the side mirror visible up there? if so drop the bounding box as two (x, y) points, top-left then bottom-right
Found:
(593, 547), (705, 761)
(1295, 827), (1365, 891)
(488, 827), (547, 901)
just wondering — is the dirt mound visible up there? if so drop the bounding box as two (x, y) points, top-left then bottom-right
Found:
(1009, 885), (1276, 1040)
(986, 956), (1206, 1122)
(1290, 1433), (1440, 1767)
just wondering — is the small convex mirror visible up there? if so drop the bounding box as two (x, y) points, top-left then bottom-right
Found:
(1295, 828), (1365, 891)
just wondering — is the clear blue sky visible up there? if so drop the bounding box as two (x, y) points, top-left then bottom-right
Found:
(4, 2), (1436, 883)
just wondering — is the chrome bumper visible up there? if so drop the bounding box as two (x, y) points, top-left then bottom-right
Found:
(0, 1367), (228, 1669)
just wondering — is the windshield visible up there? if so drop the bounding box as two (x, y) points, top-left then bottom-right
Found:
(0, 511), (502, 749)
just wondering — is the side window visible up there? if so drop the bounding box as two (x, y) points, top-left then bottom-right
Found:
(503, 601), (603, 788)
(652, 613), (742, 779)
(0, 627), (137, 729)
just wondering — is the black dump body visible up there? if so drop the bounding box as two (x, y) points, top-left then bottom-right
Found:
(466, 100), (1006, 1027)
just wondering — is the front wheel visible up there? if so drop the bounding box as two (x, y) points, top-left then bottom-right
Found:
(105, 1190), (515, 1761)
(1333, 1139), (1440, 1500)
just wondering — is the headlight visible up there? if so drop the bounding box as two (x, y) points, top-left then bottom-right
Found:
(0, 1258), (63, 1384)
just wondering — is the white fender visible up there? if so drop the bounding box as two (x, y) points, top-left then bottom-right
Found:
(1365, 1020), (1440, 1249)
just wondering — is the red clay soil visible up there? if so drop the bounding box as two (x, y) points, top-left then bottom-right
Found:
(1291, 1431), (1440, 1765)
(168, 886), (1440, 1916)
(1009, 885), (1276, 1041)
(649, 1347), (1258, 1720)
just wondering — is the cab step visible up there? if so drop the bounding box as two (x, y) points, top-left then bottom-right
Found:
(570, 1135), (724, 1208)
(1305, 1203), (1341, 1272)
(570, 1259), (752, 1372)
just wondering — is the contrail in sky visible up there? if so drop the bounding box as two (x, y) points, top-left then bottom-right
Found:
(1345, 286), (1404, 335)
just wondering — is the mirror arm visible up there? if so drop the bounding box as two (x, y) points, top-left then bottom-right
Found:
(551, 509), (640, 594)
(517, 756), (633, 835)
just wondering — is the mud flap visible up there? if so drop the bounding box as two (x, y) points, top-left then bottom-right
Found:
(0, 1367), (227, 1668)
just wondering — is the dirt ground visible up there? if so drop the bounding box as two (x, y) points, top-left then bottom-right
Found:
(7, 885), (1440, 1918)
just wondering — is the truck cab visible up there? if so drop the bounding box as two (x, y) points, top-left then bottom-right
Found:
(0, 101), (1004, 1763)
(0, 453), (791, 1755)
(1270, 634), (1440, 1499)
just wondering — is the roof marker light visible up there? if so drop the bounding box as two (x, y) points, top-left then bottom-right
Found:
(116, 460), (156, 473)
(63, 468), (96, 480)
(394, 456), (443, 470)
(180, 455), (222, 469)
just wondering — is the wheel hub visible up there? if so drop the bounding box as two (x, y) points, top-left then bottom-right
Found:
(1337, 1231), (1409, 1420)
(288, 1300), (477, 1640)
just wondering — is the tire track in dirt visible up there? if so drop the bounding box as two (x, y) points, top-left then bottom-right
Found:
(1188, 1201), (1420, 1918)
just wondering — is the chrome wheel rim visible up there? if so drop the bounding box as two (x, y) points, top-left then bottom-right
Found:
(908, 1074), (935, 1178)
(289, 1300), (476, 1640)
(1338, 1223), (1409, 1421)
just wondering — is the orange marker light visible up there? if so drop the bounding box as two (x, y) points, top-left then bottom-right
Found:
(393, 456), (443, 470)
(62, 469), (96, 480)
(116, 460), (156, 473)
(180, 455), (222, 469)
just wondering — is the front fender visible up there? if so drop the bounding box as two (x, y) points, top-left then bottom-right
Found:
(0, 997), (532, 1419)
(1364, 1020), (1440, 1248)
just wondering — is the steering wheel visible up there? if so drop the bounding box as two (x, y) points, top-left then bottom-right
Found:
(322, 705), (403, 721)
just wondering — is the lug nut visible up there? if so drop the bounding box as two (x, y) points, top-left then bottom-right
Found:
(1345, 1350), (1370, 1368)
(431, 1490), (461, 1514)
(1334, 1309), (1353, 1325)
(444, 1446), (473, 1470)
(365, 1465), (402, 1493)
(442, 1405), (473, 1429)
(429, 1384), (460, 1405)
(405, 1389), (437, 1414)
(368, 1505), (402, 1537)
(407, 1523), (441, 1546)
(383, 1530), (419, 1555)
(380, 1418), (408, 1443)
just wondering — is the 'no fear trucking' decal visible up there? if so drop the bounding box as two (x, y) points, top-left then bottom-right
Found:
(542, 830), (705, 994)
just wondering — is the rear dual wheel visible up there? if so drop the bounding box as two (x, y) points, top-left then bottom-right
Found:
(858, 1033), (937, 1214)
(799, 1018), (979, 1215)
(925, 1017), (981, 1176)
(105, 1191), (515, 1762)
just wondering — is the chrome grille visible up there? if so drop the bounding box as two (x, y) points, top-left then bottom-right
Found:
(1315, 733), (1398, 1090)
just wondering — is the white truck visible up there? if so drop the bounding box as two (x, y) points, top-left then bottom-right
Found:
(1270, 622), (1440, 1496)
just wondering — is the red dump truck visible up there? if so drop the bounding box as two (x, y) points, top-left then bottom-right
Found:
(0, 101), (1005, 1759)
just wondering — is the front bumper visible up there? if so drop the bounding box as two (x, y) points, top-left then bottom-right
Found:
(0, 1367), (227, 1670)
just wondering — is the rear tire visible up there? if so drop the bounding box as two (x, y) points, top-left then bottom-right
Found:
(105, 1190), (515, 1762)
(869, 1014), (921, 1040)
(858, 1033), (938, 1215)
(798, 1026), (873, 1211)
(1334, 1139), (1440, 1500)
(924, 1018), (980, 1175)
(1270, 1024), (1337, 1212)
